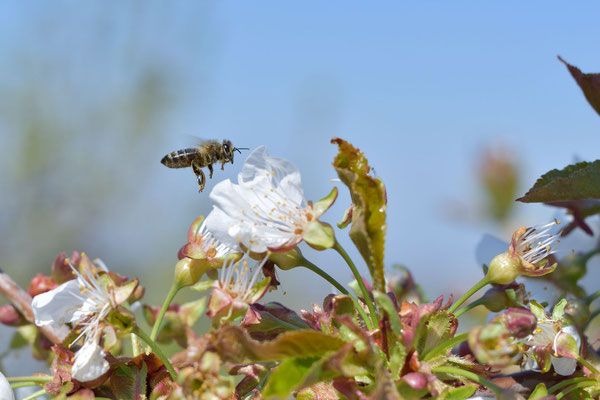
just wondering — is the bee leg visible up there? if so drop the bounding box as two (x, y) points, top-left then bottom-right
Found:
(207, 163), (214, 179)
(221, 161), (225, 170)
(191, 160), (206, 192)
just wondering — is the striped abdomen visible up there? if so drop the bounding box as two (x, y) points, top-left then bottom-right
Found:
(161, 148), (211, 169)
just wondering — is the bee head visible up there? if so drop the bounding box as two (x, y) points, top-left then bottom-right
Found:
(222, 139), (235, 162)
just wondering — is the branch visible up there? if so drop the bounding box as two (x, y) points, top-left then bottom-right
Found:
(0, 268), (69, 344)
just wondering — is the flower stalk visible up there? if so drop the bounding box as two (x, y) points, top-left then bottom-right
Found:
(150, 283), (180, 341)
(333, 241), (379, 329)
(299, 257), (374, 330)
(133, 326), (177, 380)
(448, 276), (491, 314)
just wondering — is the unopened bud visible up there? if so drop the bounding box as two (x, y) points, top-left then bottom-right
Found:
(564, 299), (590, 327)
(0, 305), (26, 326)
(486, 253), (520, 285)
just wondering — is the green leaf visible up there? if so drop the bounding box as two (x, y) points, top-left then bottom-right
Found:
(374, 291), (402, 335)
(263, 357), (318, 398)
(444, 384), (477, 400)
(214, 324), (346, 363)
(528, 383), (548, 399)
(559, 56), (600, 116)
(517, 160), (600, 203)
(110, 363), (147, 400)
(332, 137), (387, 292)
(416, 311), (458, 356)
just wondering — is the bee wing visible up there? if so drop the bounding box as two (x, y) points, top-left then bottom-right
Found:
(185, 135), (219, 149)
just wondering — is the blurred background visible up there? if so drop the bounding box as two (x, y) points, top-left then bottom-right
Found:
(2, 1), (600, 381)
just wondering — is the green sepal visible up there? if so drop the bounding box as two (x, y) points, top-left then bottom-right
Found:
(304, 221), (335, 251)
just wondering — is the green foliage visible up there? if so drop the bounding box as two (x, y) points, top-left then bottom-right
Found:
(518, 160), (600, 203)
(332, 137), (387, 292)
(110, 363), (148, 400)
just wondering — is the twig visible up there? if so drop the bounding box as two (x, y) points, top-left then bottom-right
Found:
(0, 268), (69, 344)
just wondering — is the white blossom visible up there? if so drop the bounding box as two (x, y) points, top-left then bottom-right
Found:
(0, 371), (15, 400)
(206, 146), (336, 253)
(32, 259), (113, 381)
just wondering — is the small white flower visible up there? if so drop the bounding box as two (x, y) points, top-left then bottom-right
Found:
(206, 146), (336, 253)
(0, 371), (15, 400)
(32, 259), (114, 382)
(217, 253), (269, 303)
(511, 221), (560, 265)
(521, 316), (581, 376)
(207, 253), (271, 320)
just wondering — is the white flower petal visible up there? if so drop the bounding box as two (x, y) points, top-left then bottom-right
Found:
(551, 355), (577, 376)
(32, 280), (86, 328)
(0, 371), (15, 400)
(71, 340), (110, 382)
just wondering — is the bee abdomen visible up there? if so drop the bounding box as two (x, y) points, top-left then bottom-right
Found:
(161, 148), (198, 168)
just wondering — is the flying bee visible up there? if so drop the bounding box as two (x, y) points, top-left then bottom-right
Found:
(161, 139), (248, 192)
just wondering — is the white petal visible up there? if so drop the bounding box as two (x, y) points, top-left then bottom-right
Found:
(239, 146), (305, 206)
(551, 355), (577, 376)
(71, 340), (110, 382)
(32, 280), (86, 329)
(205, 207), (246, 250)
(0, 371), (15, 400)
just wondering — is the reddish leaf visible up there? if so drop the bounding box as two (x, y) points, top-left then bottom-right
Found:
(559, 56), (600, 116)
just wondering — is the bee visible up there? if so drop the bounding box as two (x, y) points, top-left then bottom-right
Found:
(161, 139), (248, 192)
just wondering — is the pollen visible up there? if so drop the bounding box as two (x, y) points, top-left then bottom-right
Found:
(294, 228), (303, 235)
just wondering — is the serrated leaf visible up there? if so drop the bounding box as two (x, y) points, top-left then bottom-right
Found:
(518, 160), (600, 203)
(416, 311), (458, 356)
(263, 357), (318, 398)
(214, 324), (346, 363)
(559, 56), (600, 116)
(332, 137), (387, 292)
(110, 363), (148, 400)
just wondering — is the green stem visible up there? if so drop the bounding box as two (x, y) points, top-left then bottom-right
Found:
(587, 289), (600, 304)
(133, 326), (177, 380)
(555, 381), (599, 399)
(577, 355), (600, 377)
(7, 376), (52, 383)
(432, 366), (502, 396)
(333, 241), (379, 329)
(548, 377), (597, 394)
(10, 382), (44, 390)
(150, 283), (180, 341)
(448, 276), (491, 314)
(454, 298), (485, 318)
(422, 332), (469, 361)
(21, 389), (47, 400)
(300, 257), (374, 330)
(299, 258), (349, 295)
(587, 309), (600, 330)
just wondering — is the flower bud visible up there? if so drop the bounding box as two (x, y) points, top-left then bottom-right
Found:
(0, 305), (26, 327)
(486, 253), (520, 285)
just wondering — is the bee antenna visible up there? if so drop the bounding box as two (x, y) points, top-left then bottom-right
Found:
(234, 147), (249, 154)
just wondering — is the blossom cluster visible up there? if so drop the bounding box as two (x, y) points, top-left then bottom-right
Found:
(0, 139), (599, 400)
